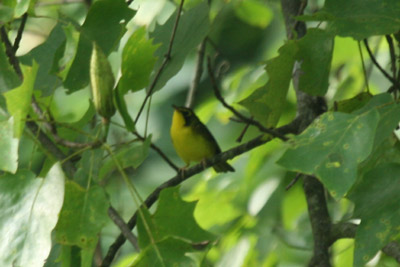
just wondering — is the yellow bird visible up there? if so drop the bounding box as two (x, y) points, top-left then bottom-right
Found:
(170, 105), (234, 173)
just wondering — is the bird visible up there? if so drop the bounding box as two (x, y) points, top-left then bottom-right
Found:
(170, 105), (234, 173)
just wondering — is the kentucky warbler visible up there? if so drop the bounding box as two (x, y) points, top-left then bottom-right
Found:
(170, 105), (234, 173)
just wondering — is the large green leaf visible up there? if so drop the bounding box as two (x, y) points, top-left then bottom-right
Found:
(0, 117), (18, 173)
(136, 187), (215, 257)
(0, 42), (21, 91)
(299, 0), (400, 40)
(55, 181), (109, 249)
(239, 42), (297, 127)
(348, 163), (400, 266)
(0, 164), (65, 267)
(64, 0), (135, 92)
(277, 109), (380, 199)
(4, 62), (38, 137)
(296, 29), (334, 96)
(148, 1), (209, 93)
(119, 27), (160, 94)
(19, 23), (65, 96)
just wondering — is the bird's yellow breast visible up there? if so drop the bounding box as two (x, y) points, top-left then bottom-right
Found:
(170, 110), (215, 165)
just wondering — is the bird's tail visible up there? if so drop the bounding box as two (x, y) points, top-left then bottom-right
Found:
(213, 161), (235, 173)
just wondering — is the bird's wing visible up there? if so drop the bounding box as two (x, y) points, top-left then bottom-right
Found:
(192, 119), (222, 154)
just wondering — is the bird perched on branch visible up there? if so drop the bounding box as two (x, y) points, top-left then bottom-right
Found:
(170, 105), (234, 173)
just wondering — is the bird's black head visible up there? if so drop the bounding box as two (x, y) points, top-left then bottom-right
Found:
(172, 105), (195, 126)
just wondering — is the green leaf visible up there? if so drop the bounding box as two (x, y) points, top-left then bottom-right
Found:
(296, 29), (334, 96)
(239, 42), (297, 127)
(137, 186), (215, 248)
(0, 5), (14, 24)
(98, 136), (151, 180)
(0, 117), (18, 173)
(0, 42), (21, 91)
(234, 0), (273, 28)
(115, 85), (135, 131)
(333, 92), (372, 113)
(119, 27), (160, 94)
(0, 164), (65, 267)
(299, 0), (400, 40)
(277, 110), (380, 199)
(64, 0), (135, 92)
(348, 163), (400, 266)
(19, 23), (65, 96)
(353, 93), (400, 148)
(149, 1), (209, 93)
(55, 181), (109, 249)
(4, 61), (38, 137)
(14, 0), (30, 17)
(132, 237), (197, 267)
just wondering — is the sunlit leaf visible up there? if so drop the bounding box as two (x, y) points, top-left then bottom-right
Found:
(119, 27), (160, 94)
(4, 62), (38, 137)
(277, 109), (379, 199)
(234, 0), (273, 28)
(0, 117), (18, 173)
(0, 164), (65, 267)
(55, 181), (109, 249)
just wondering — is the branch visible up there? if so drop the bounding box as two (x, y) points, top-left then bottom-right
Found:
(101, 120), (298, 266)
(185, 39), (206, 108)
(303, 176), (332, 267)
(0, 27), (22, 78)
(133, 131), (179, 172)
(134, 0), (185, 124)
(280, 1), (330, 266)
(108, 206), (140, 251)
(13, 13), (28, 52)
(363, 39), (400, 90)
(385, 35), (397, 81)
(207, 57), (288, 141)
(31, 98), (101, 149)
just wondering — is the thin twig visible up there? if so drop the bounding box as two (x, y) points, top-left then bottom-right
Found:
(101, 121), (296, 266)
(32, 97), (101, 149)
(185, 39), (206, 108)
(363, 39), (400, 90)
(207, 57), (288, 141)
(134, 0), (185, 124)
(285, 173), (302, 190)
(358, 41), (370, 93)
(108, 206), (140, 251)
(13, 13), (28, 53)
(386, 35), (397, 81)
(236, 121), (251, 143)
(133, 131), (179, 172)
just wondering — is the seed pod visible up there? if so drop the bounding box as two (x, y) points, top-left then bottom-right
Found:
(90, 42), (116, 119)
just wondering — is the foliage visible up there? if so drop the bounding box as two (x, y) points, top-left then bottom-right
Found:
(0, 0), (400, 266)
